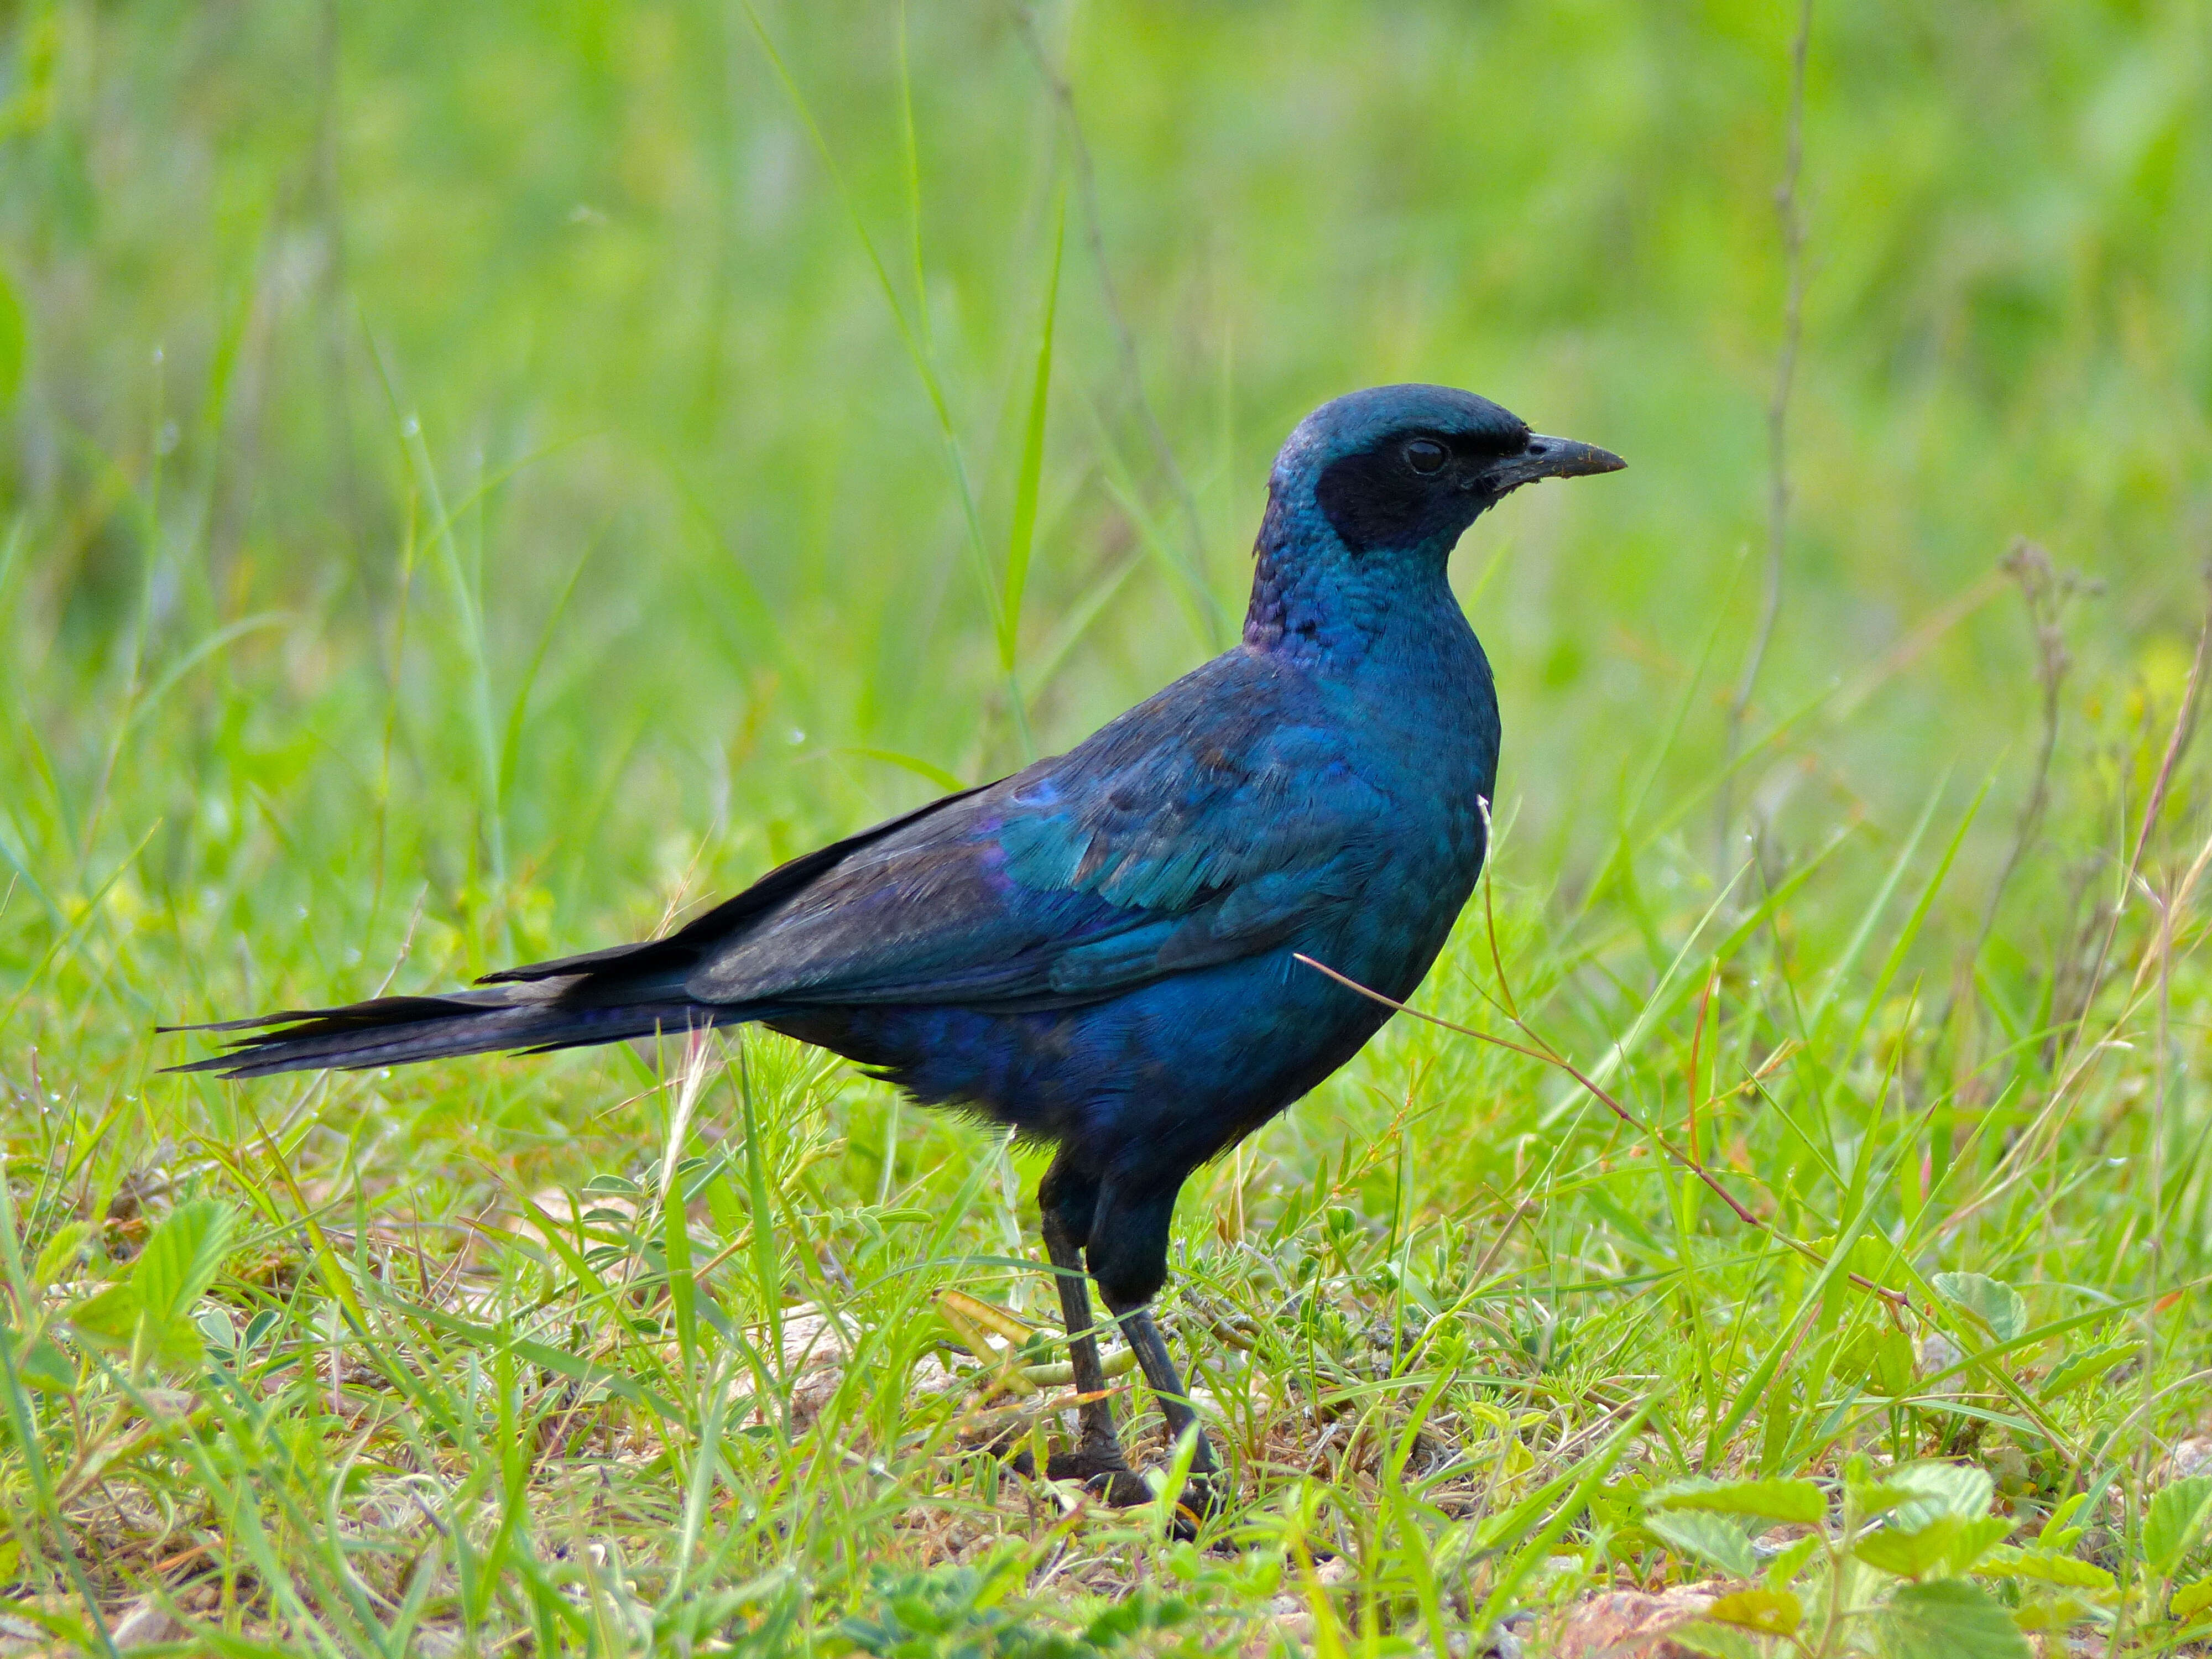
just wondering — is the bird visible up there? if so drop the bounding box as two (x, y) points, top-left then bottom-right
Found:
(172, 383), (1623, 1507)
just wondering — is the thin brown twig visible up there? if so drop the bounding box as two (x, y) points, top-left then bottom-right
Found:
(1408, 953), (2087, 1442)
(2053, 570), (2212, 1078)
(2124, 577), (2212, 879)
(1922, 572), (2208, 1237)
(1967, 542), (2090, 970)
(1938, 541), (2094, 1067)
(1470, 1200), (1538, 1286)
(1291, 953), (1908, 1310)
(1480, 837), (1521, 1024)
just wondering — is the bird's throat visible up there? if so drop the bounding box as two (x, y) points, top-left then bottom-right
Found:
(1242, 488), (1470, 669)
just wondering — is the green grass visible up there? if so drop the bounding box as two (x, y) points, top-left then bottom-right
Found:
(2, 1), (2210, 1653)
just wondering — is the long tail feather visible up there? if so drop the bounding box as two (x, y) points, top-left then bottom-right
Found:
(164, 986), (723, 1079)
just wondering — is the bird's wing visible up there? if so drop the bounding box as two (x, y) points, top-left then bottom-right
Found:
(684, 650), (1387, 1010)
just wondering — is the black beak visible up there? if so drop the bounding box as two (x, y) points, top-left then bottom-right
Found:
(1475, 432), (1627, 494)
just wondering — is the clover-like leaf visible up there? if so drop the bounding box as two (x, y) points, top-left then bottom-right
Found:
(2011, 1592), (2101, 1634)
(1765, 1534), (1823, 1589)
(1841, 1325), (1916, 1396)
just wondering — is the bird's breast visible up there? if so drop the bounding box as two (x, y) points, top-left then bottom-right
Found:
(1299, 627), (1498, 993)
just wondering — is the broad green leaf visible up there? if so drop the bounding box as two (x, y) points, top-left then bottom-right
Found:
(1857, 1517), (1966, 1580)
(1766, 1535), (1823, 1589)
(1889, 1460), (1996, 1527)
(2038, 1343), (2131, 1401)
(1848, 1479), (1919, 1522)
(142, 1311), (211, 1371)
(1974, 1545), (2115, 1590)
(65, 1282), (142, 1349)
(2146, 1477), (2212, 1573)
(132, 1201), (237, 1371)
(1949, 1517), (2016, 1571)
(132, 1199), (237, 1327)
(1652, 1475), (1827, 1526)
(1704, 1588), (1802, 1634)
(2011, 1593), (2100, 1632)
(1861, 1515), (2014, 1579)
(1841, 1325), (1916, 1396)
(1875, 1578), (2032, 1659)
(1933, 1272), (2027, 1344)
(65, 1201), (237, 1373)
(32, 1220), (93, 1288)
(2173, 1576), (2212, 1621)
(1645, 1510), (1758, 1578)
(7, 1330), (75, 1394)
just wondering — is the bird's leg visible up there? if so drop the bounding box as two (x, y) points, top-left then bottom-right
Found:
(1101, 1292), (1222, 1514)
(1041, 1208), (1128, 1470)
(1036, 1157), (1151, 1506)
(1110, 1302), (1220, 1474)
(1084, 1177), (1225, 1517)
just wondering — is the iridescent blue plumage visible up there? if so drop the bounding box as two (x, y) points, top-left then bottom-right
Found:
(175, 383), (1624, 1504)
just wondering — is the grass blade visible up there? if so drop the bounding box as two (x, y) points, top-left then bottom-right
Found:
(999, 194), (1064, 673)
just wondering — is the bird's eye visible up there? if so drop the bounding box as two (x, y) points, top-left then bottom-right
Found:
(1405, 439), (1448, 476)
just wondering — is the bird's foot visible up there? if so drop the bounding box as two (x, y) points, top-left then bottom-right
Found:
(1042, 1445), (1228, 1524)
(1167, 1467), (1226, 1521)
(1044, 1444), (1155, 1509)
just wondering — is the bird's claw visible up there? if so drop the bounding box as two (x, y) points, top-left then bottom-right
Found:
(1169, 1468), (1226, 1521)
(1044, 1446), (1156, 1509)
(1041, 1446), (1227, 1521)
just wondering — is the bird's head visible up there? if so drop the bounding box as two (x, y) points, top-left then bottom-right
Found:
(1273, 384), (1624, 561)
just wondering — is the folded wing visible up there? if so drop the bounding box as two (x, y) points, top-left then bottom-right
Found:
(682, 650), (1386, 1012)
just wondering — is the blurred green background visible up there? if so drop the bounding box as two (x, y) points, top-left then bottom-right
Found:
(5, 3), (2212, 1639)
(0, 0), (2206, 1079)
